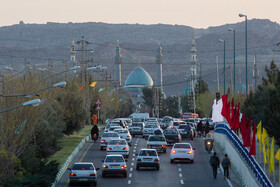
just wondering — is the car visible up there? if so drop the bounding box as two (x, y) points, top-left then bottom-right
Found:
(68, 162), (99, 186)
(106, 139), (130, 158)
(108, 126), (123, 132)
(178, 124), (194, 140)
(143, 123), (159, 138)
(114, 128), (132, 145)
(105, 123), (122, 132)
(136, 149), (160, 170)
(100, 132), (120, 150)
(147, 135), (167, 153)
(170, 143), (195, 163)
(163, 128), (181, 144)
(102, 155), (127, 178)
(129, 122), (145, 137)
(171, 121), (186, 129)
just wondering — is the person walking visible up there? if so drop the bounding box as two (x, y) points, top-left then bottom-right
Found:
(222, 154), (231, 179)
(210, 152), (220, 179)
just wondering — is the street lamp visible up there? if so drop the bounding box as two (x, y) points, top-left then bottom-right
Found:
(239, 13), (248, 95)
(41, 66), (80, 81)
(0, 99), (41, 114)
(219, 39), (226, 94)
(229, 28), (236, 95)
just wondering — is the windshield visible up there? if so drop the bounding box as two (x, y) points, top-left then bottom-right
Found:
(145, 124), (157, 128)
(174, 144), (191, 149)
(178, 125), (188, 129)
(115, 129), (128, 133)
(72, 164), (94, 170)
(108, 139), (126, 145)
(103, 133), (119, 137)
(148, 136), (165, 141)
(132, 123), (143, 127)
(105, 156), (124, 162)
(164, 130), (178, 134)
(139, 150), (157, 156)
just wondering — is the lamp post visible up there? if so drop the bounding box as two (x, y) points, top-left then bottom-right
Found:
(219, 39), (226, 94)
(239, 13), (248, 95)
(0, 99), (41, 114)
(229, 28), (236, 95)
(41, 66), (80, 81)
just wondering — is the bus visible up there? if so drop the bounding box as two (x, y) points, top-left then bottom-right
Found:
(181, 112), (199, 119)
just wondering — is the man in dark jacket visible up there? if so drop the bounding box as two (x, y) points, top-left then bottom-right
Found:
(210, 152), (220, 179)
(222, 154), (231, 179)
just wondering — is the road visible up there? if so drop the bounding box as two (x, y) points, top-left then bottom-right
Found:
(58, 134), (241, 187)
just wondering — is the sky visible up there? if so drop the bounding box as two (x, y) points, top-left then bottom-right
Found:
(1, 0), (280, 28)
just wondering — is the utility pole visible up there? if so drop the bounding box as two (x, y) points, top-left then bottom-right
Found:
(253, 56), (259, 91)
(216, 56), (220, 92)
(63, 61), (67, 80)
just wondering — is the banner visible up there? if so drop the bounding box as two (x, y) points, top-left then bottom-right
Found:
(256, 121), (262, 152)
(90, 82), (97, 87)
(249, 122), (256, 155)
(269, 137), (275, 175)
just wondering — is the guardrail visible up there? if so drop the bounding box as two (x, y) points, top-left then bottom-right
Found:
(215, 124), (273, 187)
(51, 135), (90, 187)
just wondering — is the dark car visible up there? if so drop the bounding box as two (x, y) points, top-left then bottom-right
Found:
(163, 128), (181, 144)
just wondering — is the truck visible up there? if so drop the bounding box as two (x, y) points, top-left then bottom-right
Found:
(129, 113), (149, 122)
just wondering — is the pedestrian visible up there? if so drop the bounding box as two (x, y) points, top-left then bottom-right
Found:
(222, 154), (231, 179)
(210, 152), (220, 179)
(205, 121), (210, 134)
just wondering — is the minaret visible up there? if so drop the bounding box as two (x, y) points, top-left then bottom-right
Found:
(190, 32), (197, 113)
(115, 40), (122, 86)
(70, 37), (76, 66)
(156, 42), (163, 91)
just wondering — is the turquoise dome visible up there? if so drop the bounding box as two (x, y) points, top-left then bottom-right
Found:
(125, 66), (154, 94)
(183, 84), (191, 95)
(236, 83), (245, 94)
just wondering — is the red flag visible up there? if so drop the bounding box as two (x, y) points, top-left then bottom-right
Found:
(249, 122), (256, 155)
(78, 84), (86, 92)
(243, 117), (251, 147)
(221, 94), (228, 118)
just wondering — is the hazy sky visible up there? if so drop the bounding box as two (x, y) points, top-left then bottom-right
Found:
(1, 0), (279, 28)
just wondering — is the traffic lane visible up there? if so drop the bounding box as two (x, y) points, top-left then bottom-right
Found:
(178, 137), (230, 187)
(61, 137), (138, 187)
(131, 136), (181, 187)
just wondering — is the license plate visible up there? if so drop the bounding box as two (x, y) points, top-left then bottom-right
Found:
(178, 151), (185, 153)
(79, 179), (88, 181)
(143, 158), (152, 161)
(111, 166), (119, 169)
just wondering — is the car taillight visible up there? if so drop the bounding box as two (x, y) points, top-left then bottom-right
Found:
(141, 129), (143, 131)
(107, 147), (112, 151)
(154, 159), (159, 162)
(144, 130), (147, 132)
(121, 165), (127, 169)
(101, 140), (105, 143)
(71, 173), (77, 176)
(137, 158), (141, 161)
(172, 150), (176, 154)
(90, 173), (96, 176)
(127, 134), (130, 137)
(162, 145), (166, 147)
(103, 165), (108, 168)
(147, 145), (151, 147)
(123, 147), (128, 150)
(188, 150), (193, 154)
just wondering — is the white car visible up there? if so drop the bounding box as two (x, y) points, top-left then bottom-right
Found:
(105, 123), (122, 132)
(106, 139), (130, 158)
(108, 126), (123, 132)
(136, 149), (160, 170)
(102, 155), (127, 178)
(68, 162), (99, 186)
(100, 132), (120, 150)
(129, 122), (145, 137)
(170, 143), (195, 163)
(114, 129), (132, 145)
(147, 135), (167, 153)
(143, 123), (159, 138)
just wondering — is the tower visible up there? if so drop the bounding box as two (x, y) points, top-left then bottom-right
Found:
(190, 32), (198, 113)
(70, 38), (76, 66)
(156, 42), (163, 91)
(115, 40), (122, 86)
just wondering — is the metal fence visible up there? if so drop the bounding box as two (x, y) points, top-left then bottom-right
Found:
(215, 124), (273, 187)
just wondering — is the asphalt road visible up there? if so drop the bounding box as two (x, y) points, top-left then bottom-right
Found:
(57, 134), (241, 187)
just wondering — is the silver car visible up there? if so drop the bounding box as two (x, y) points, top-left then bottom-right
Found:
(68, 162), (99, 186)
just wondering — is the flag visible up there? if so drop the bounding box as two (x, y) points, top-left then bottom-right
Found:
(262, 128), (268, 164)
(90, 82), (97, 87)
(276, 149), (280, 161)
(98, 88), (105, 92)
(256, 121), (262, 152)
(78, 84), (85, 91)
(15, 120), (26, 134)
(264, 136), (270, 164)
(231, 97), (234, 123)
(249, 122), (256, 155)
(221, 94), (228, 120)
(39, 98), (46, 106)
(269, 137), (275, 175)
(243, 116), (251, 147)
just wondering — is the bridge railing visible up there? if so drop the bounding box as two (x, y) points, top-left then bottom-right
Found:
(215, 123), (273, 187)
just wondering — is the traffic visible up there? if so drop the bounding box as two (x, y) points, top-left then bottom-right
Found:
(64, 115), (229, 187)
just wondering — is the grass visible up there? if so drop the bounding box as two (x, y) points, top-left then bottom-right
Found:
(49, 125), (93, 168)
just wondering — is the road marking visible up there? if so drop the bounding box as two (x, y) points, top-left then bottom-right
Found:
(135, 144), (137, 146)
(64, 142), (94, 187)
(219, 164), (233, 187)
(180, 180), (184, 184)
(129, 173), (132, 177)
(134, 146), (137, 149)
(131, 163), (134, 166)
(178, 168), (182, 172)
(132, 158), (135, 161)
(133, 154), (135, 156)
(179, 173), (182, 177)
(133, 150), (136, 152)
(130, 168), (133, 171)
(128, 180), (131, 184)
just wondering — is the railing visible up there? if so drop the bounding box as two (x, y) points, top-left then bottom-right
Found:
(215, 124), (273, 187)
